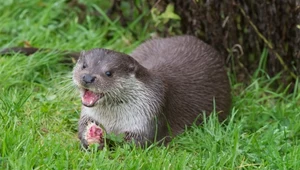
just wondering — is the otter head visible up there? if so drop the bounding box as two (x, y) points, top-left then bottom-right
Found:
(72, 48), (141, 107)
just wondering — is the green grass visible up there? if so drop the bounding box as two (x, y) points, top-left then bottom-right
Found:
(1, 1), (300, 169)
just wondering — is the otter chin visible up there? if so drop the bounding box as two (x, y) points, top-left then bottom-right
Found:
(81, 89), (104, 107)
(74, 35), (231, 149)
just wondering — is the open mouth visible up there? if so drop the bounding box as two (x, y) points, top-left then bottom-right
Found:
(82, 89), (104, 107)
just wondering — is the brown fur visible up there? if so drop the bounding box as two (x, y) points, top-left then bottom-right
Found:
(73, 35), (231, 148)
(131, 35), (231, 138)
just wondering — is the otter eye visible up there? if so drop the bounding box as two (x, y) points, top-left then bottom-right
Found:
(82, 62), (87, 69)
(105, 71), (112, 77)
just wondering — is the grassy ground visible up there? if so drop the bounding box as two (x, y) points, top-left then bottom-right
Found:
(1, 1), (300, 169)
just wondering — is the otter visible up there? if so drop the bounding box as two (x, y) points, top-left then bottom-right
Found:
(72, 35), (231, 148)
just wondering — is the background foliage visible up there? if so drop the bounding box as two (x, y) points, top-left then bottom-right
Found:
(106, 0), (300, 86)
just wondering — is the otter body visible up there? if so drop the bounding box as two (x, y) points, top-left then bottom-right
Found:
(73, 35), (231, 148)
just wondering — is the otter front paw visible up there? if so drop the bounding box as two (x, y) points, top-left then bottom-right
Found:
(85, 122), (104, 145)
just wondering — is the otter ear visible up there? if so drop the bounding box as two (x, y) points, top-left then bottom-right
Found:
(128, 60), (139, 74)
(128, 63), (137, 73)
(78, 50), (86, 62)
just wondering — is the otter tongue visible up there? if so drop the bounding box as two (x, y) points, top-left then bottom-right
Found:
(82, 90), (99, 107)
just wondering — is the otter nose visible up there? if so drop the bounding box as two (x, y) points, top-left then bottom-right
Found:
(82, 74), (96, 84)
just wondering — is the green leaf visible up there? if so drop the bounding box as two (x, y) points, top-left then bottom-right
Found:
(150, 3), (181, 27)
(160, 4), (181, 21)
